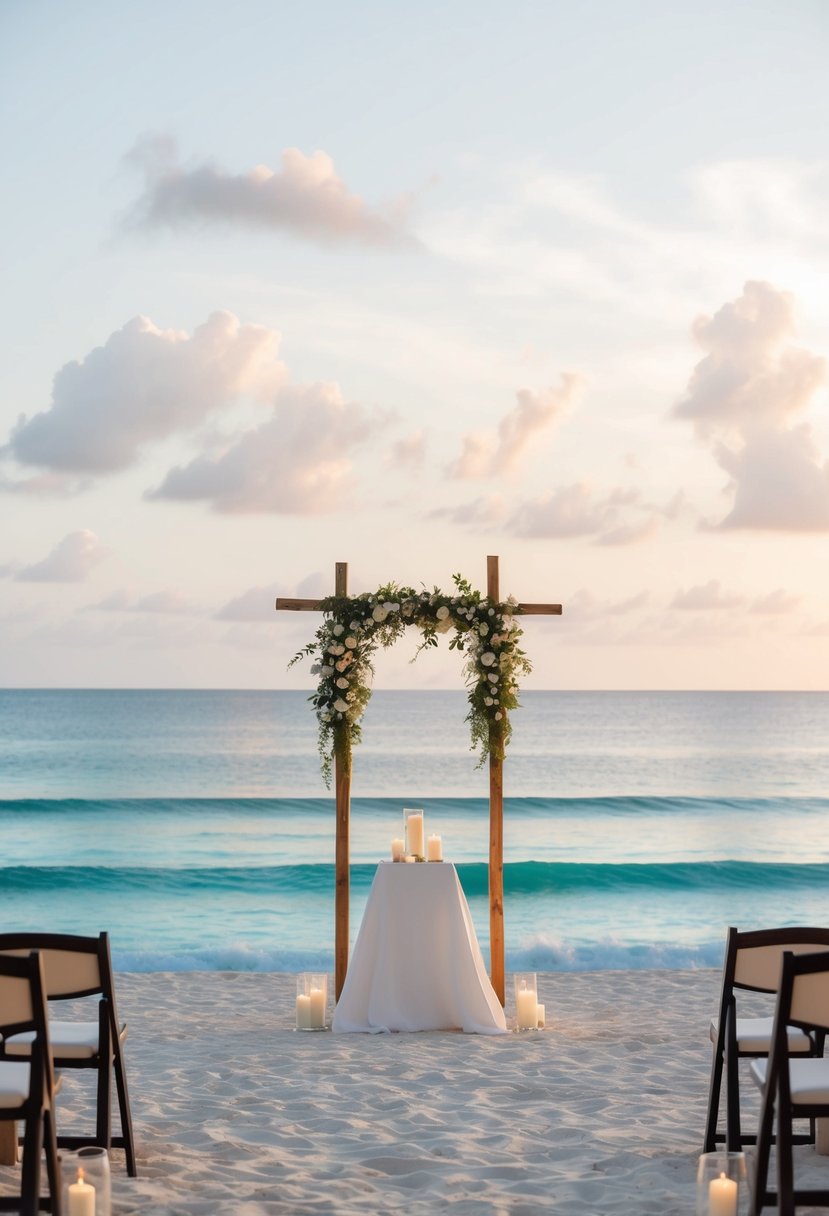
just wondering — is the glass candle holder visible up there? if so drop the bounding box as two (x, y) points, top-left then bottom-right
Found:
(696, 1151), (748, 1216)
(60, 1146), (111, 1216)
(403, 807), (425, 860)
(296, 972), (328, 1030)
(513, 972), (538, 1031)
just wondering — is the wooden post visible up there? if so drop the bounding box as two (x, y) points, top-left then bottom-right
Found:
(333, 562), (350, 1001)
(487, 555), (506, 1006)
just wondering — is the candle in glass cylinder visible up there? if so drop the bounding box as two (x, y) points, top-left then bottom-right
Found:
(295, 994), (311, 1030)
(709, 1172), (738, 1216)
(309, 986), (326, 1028)
(391, 838), (405, 861)
(405, 810), (425, 858)
(516, 982), (538, 1030)
(68, 1169), (95, 1216)
(427, 834), (443, 861)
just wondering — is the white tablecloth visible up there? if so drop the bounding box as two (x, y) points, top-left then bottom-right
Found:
(332, 861), (507, 1034)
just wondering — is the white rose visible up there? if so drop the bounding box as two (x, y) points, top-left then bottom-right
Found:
(321, 665), (334, 677)
(484, 696), (494, 706)
(480, 652), (496, 667)
(436, 605), (450, 620)
(350, 620), (360, 630)
(334, 698), (349, 712)
(333, 623), (345, 636)
(345, 636), (357, 648)
(479, 623), (488, 636)
(495, 711), (503, 721)
(488, 608), (495, 616)
(383, 601), (397, 613)
(372, 606), (388, 622)
(336, 677), (349, 689)
(327, 643), (339, 655)
(488, 673), (499, 683)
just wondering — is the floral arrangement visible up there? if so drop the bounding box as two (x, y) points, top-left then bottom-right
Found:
(289, 573), (531, 786)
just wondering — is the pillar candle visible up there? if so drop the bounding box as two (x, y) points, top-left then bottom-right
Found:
(68, 1171), (95, 1216)
(296, 993), (311, 1030)
(708, 1172), (738, 1216)
(391, 838), (405, 861)
(407, 811), (425, 857)
(516, 985), (538, 1030)
(537, 1003), (546, 1028)
(309, 986), (326, 1028)
(427, 834), (443, 861)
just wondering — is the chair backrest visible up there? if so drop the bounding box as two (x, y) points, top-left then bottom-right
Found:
(0, 933), (106, 1001)
(0, 951), (54, 1093)
(785, 951), (829, 1033)
(724, 926), (829, 994)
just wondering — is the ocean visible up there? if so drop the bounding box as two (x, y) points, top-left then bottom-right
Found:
(1, 689), (828, 973)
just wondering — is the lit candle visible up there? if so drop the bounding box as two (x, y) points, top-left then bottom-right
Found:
(68, 1169), (95, 1216)
(296, 993), (311, 1030)
(427, 834), (443, 862)
(391, 838), (405, 861)
(709, 1171), (738, 1216)
(537, 1003), (546, 1028)
(516, 982), (538, 1030)
(309, 986), (326, 1028)
(406, 811), (425, 858)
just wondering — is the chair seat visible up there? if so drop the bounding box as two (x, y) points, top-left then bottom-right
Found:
(751, 1057), (829, 1104)
(5, 1020), (127, 1060)
(0, 1061), (30, 1107)
(709, 1016), (812, 1054)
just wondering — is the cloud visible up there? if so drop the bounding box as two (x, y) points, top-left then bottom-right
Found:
(7, 312), (284, 475)
(430, 494), (509, 528)
(749, 589), (801, 615)
(673, 281), (829, 530)
(450, 374), (585, 479)
(126, 136), (412, 248)
(91, 589), (197, 615)
(508, 483), (655, 545)
(148, 382), (378, 513)
(670, 580), (744, 611)
(217, 571), (327, 621)
(16, 530), (109, 582)
(388, 429), (427, 469)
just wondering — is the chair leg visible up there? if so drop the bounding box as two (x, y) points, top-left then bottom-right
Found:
(113, 1047), (137, 1177)
(751, 1071), (777, 1216)
(704, 1039), (725, 1152)
(726, 1035), (742, 1150)
(19, 1112), (43, 1216)
(96, 1002), (112, 1152)
(43, 1107), (62, 1216)
(776, 1098), (795, 1216)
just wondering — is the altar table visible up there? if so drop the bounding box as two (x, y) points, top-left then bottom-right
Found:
(332, 861), (507, 1034)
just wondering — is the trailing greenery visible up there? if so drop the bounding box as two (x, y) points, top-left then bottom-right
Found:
(289, 573), (531, 786)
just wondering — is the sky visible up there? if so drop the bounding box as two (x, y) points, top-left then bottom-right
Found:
(1, 0), (828, 691)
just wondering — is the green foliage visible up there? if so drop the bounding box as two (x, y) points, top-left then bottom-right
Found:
(289, 573), (532, 787)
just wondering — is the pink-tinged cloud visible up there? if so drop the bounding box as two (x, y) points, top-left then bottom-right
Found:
(17, 530), (109, 582)
(670, 579), (744, 611)
(450, 374), (585, 479)
(674, 281), (829, 530)
(147, 382), (378, 514)
(92, 589), (197, 615)
(7, 312), (284, 475)
(749, 589), (800, 615)
(127, 136), (413, 248)
(217, 571), (328, 621)
(430, 494), (509, 528)
(388, 429), (427, 469)
(508, 483), (653, 545)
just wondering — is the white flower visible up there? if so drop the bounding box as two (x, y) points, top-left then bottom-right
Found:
(480, 652), (496, 667)
(488, 607), (495, 616)
(384, 601), (398, 613)
(436, 605), (450, 620)
(345, 636), (357, 648)
(333, 623), (345, 636)
(334, 698), (349, 712)
(479, 623), (488, 636)
(350, 620), (360, 630)
(495, 711), (503, 721)
(327, 643), (339, 655)
(484, 696), (494, 706)
(310, 664), (320, 675)
(336, 677), (349, 689)
(372, 606), (388, 622)
(488, 673), (499, 683)
(320, 665), (334, 677)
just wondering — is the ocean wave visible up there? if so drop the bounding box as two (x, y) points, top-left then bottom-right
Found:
(3, 858), (828, 896)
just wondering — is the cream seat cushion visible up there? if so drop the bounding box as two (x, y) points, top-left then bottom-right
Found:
(4, 1021), (126, 1060)
(0, 1061), (30, 1107)
(751, 1057), (829, 1104)
(710, 1016), (812, 1054)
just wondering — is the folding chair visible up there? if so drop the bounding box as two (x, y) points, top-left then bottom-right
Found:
(750, 949), (829, 1215)
(704, 926), (829, 1153)
(0, 932), (136, 1176)
(0, 951), (62, 1216)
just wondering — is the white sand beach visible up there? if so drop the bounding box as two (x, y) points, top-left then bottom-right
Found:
(5, 968), (829, 1215)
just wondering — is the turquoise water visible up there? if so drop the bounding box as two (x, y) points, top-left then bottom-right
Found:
(1, 690), (828, 972)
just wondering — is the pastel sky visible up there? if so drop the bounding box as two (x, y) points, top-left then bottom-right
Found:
(2, 0), (828, 691)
